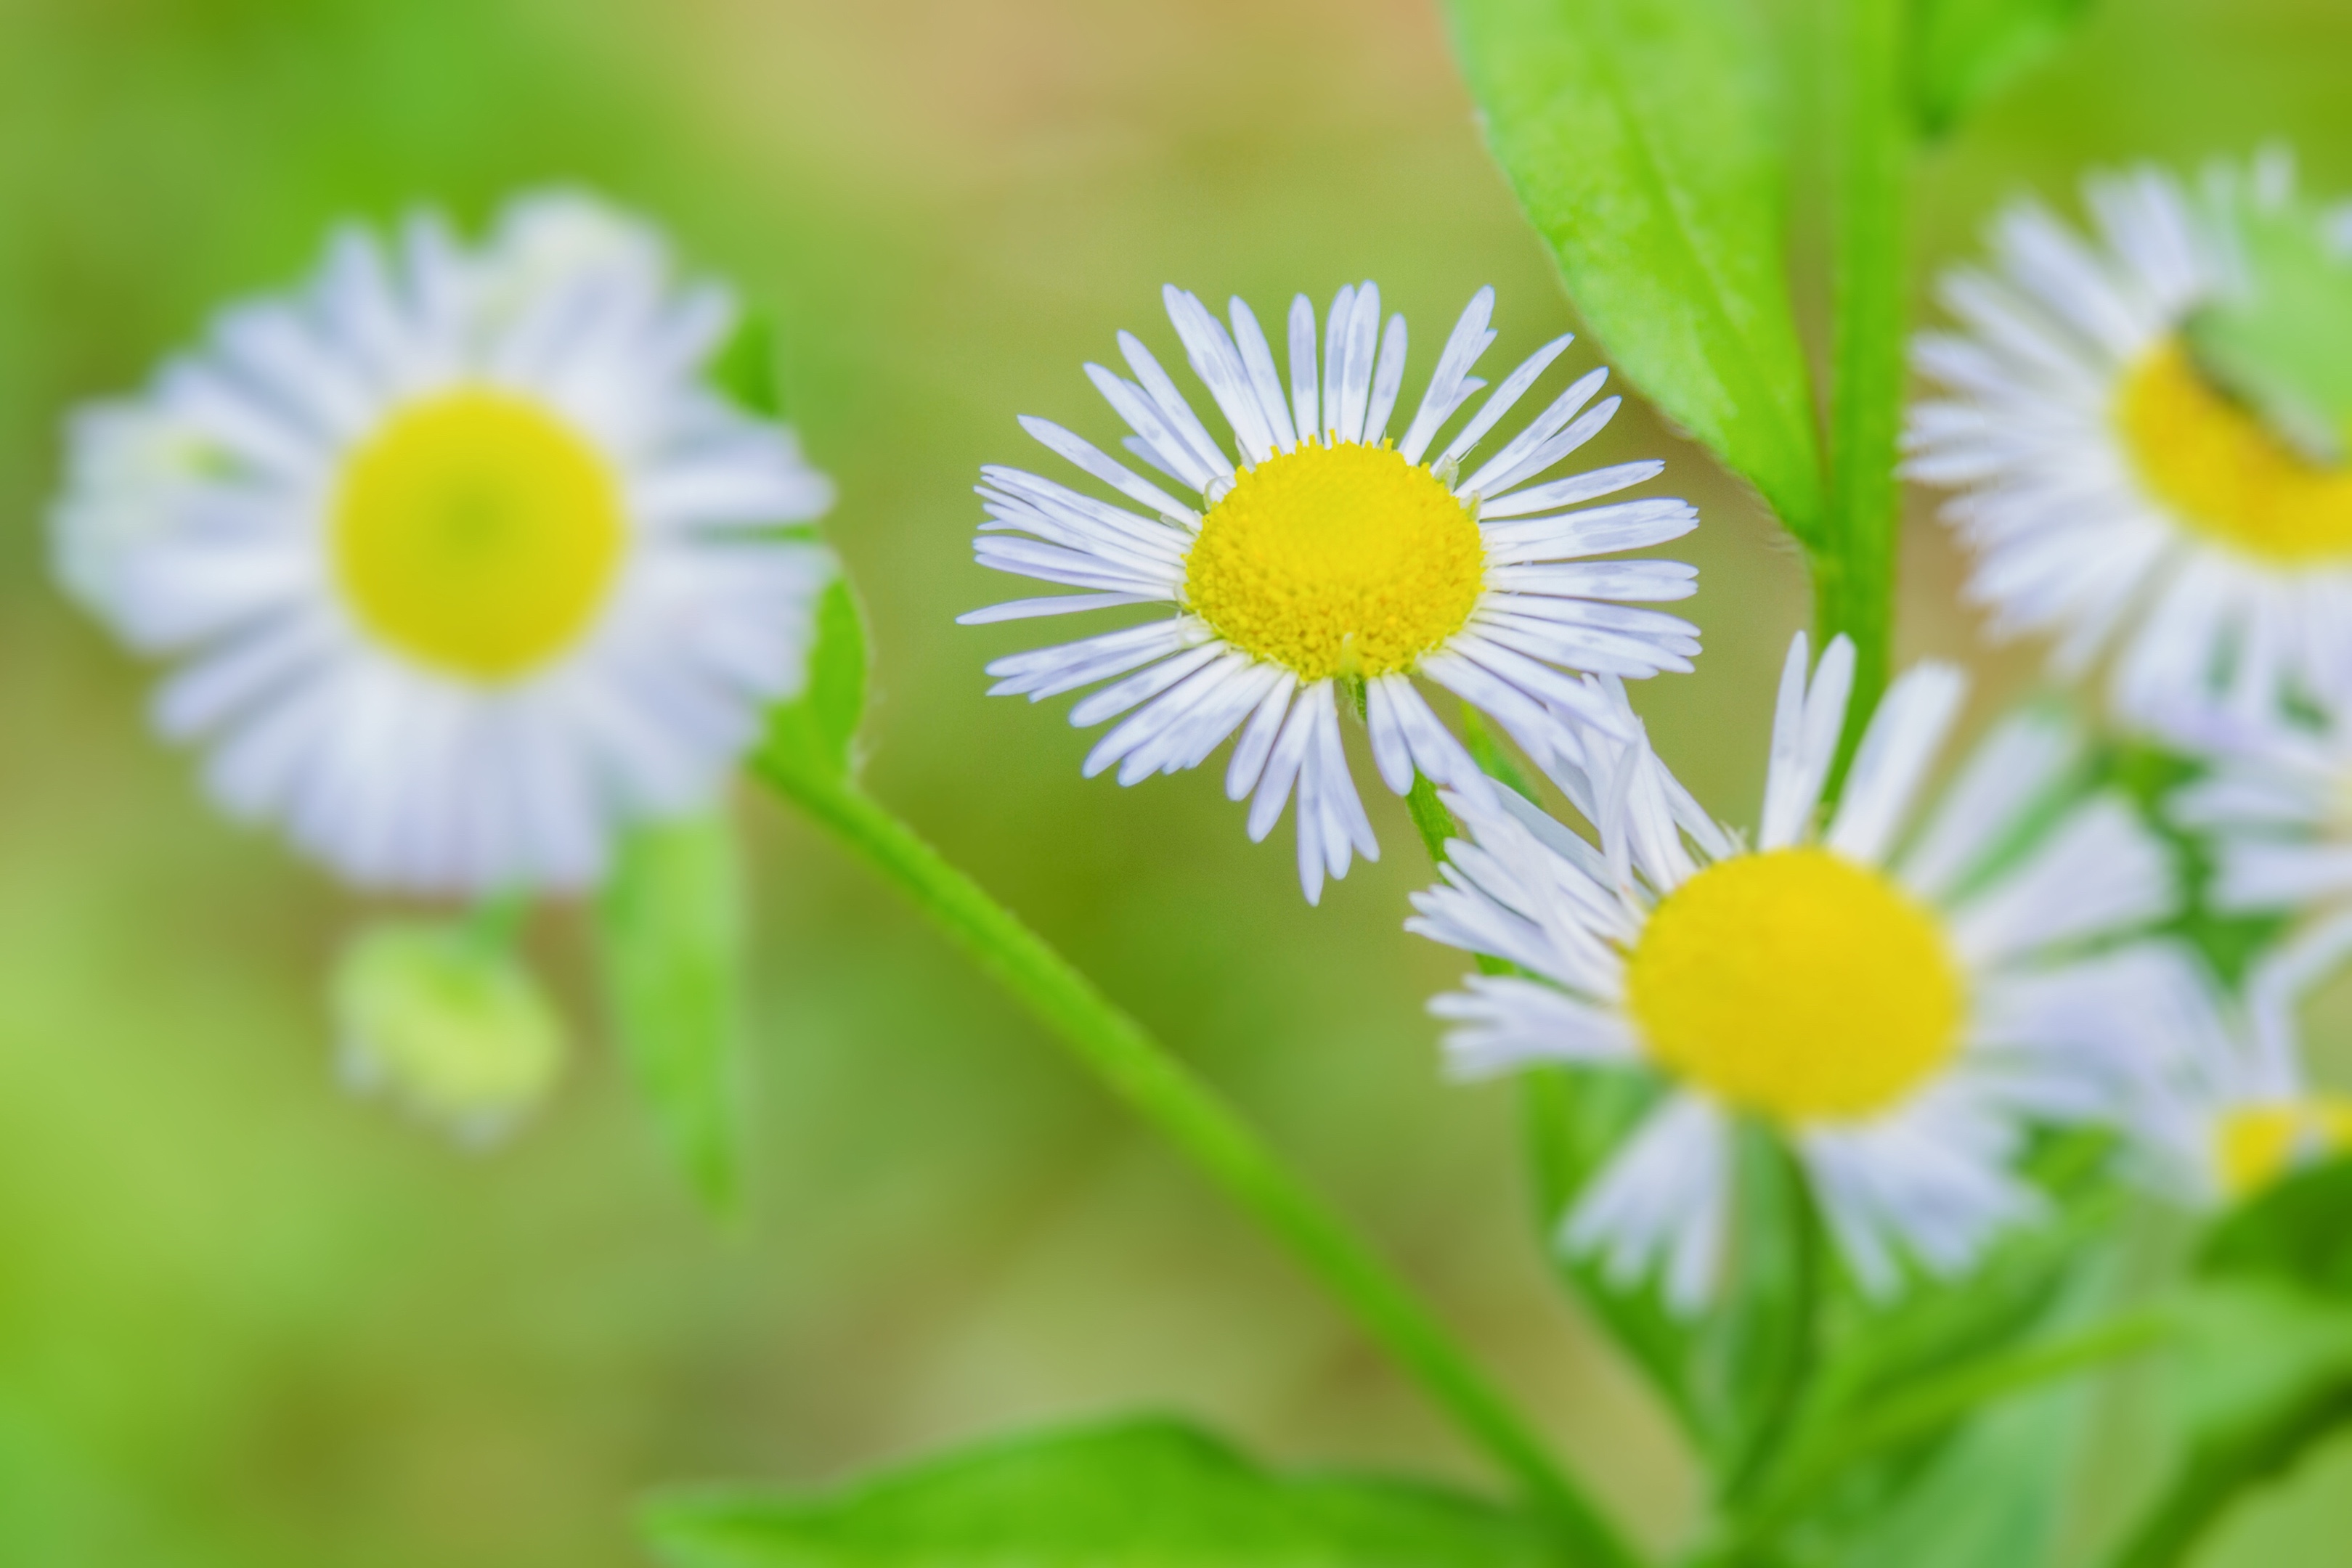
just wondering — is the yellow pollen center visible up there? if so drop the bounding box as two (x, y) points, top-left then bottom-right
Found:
(1624, 848), (1965, 1124)
(2213, 1097), (2352, 1199)
(332, 388), (626, 681)
(2117, 338), (2352, 563)
(1182, 440), (1484, 680)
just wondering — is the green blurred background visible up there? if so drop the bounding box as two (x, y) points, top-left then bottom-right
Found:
(1, 1), (2348, 1563)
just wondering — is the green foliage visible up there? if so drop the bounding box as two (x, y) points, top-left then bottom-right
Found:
(640, 1418), (1556, 1567)
(713, 311), (789, 420)
(1443, 0), (1824, 536)
(1521, 1067), (1700, 1428)
(2185, 188), (2352, 465)
(597, 813), (750, 1213)
(760, 579), (872, 785)
(2199, 1155), (2352, 1302)
(1910, 0), (2096, 136)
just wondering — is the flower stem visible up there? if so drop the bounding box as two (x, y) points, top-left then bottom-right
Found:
(1819, 0), (1911, 764)
(756, 756), (1643, 1568)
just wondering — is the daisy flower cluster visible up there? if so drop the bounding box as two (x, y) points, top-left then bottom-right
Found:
(1906, 153), (2352, 722)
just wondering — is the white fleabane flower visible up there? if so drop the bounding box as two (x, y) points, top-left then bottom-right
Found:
(2106, 928), (2352, 1206)
(2168, 705), (2352, 915)
(1905, 158), (2352, 721)
(961, 282), (1702, 902)
(54, 190), (836, 894)
(1409, 633), (2179, 1310)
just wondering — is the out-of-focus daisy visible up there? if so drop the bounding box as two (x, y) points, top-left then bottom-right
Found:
(2105, 931), (2352, 1206)
(2168, 705), (2352, 915)
(1409, 634), (2178, 1308)
(54, 191), (835, 894)
(1906, 156), (2352, 720)
(961, 282), (1701, 902)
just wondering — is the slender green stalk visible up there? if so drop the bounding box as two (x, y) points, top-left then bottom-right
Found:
(1737, 1307), (2175, 1542)
(757, 756), (1643, 1568)
(1818, 0), (1912, 760)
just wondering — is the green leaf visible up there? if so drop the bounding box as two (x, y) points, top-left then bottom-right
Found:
(713, 310), (788, 420)
(759, 577), (871, 784)
(1910, 0), (2095, 138)
(2197, 1153), (2352, 1299)
(2184, 188), (2352, 465)
(597, 812), (750, 1213)
(2107, 1281), (2352, 1568)
(1445, 0), (1823, 536)
(640, 1418), (1556, 1567)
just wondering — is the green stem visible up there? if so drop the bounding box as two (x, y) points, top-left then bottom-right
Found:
(757, 757), (1642, 1568)
(1818, 0), (1911, 764)
(1738, 1307), (2175, 1542)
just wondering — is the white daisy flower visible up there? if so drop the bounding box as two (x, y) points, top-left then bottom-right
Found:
(1409, 632), (2179, 1309)
(2168, 703), (2352, 915)
(1905, 156), (2352, 721)
(2105, 927), (2352, 1207)
(960, 282), (1702, 902)
(53, 189), (836, 894)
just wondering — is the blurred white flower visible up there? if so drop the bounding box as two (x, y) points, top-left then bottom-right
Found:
(1906, 156), (2352, 722)
(963, 282), (1701, 903)
(1410, 633), (2178, 1310)
(2101, 928), (2352, 1206)
(2168, 703), (2352, 916)
(54, 190), (835, 894)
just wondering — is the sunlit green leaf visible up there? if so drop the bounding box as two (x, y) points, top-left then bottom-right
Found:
(1911, 0), (2095, 137)
(641, 1418), (1554, 1567)
(598, 812), (749, 1213)
(2185, 189), (2352, 465)
(1445, 0), (1823, 536)
(759, 578), (871, 784)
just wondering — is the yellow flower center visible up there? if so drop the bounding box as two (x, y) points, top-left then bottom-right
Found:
(2213, 1096), (2352, 1199)
(1624, 848), (1966, 1124)
(1182, 440), (1484, 680)
(2117, 339), (2352, 563)
(332, 388), (627, 681)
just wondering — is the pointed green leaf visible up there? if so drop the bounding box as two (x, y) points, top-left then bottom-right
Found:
(642, 1418), (1555, 1567)
(597, 812), (749, 1212)
(713, 310), (788, 420)
(1911, 0), (2096, 138)
(1446, 0), (1823, 536)
(759, 577), (870, 784)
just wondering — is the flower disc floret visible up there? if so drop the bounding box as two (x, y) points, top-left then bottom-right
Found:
(333, 388), (627, 681)
(2213, 1096), (2352, 1197)
(1183, 439), (1484, 680)
(2118, 340), (2352, 564)
(1626, 847), (1965, 1123)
